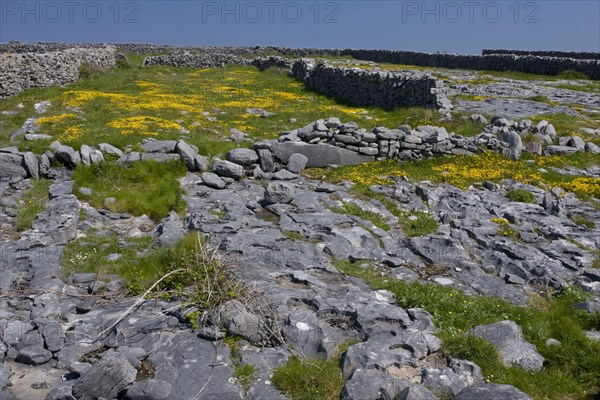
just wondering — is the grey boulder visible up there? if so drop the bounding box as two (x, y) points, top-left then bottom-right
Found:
(99, 143), (124, 158)
(265, 182), (295, 204)
(287, 153), (309, 173)
(226, 148), (259, 166)
(212, 160), (244, 179)
(155, 211), (185, 247)
(72, 354), (136, 400)
(0, 153), (27, 179)
(126, 379), (172, 400)
(175, 140), (198, 171)
(15, 345), (52, 365)
(22, 152), (40, 179)
(201, 172), (227, 189)
(472, 321), (544, 371)
(54, 144), (81, 168)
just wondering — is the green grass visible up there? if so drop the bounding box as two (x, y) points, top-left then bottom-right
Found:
(307, 152), (600, 203)
(506, 189), (535, 203)
(349, 184), (439, 237)
(569, 214), (596, 229)
(529, 113), (600, 141)
(558, 70), (591, 80)
(234, 363), (257, 393)
(14, 178), (51, 232)
(224, 335), (258, 394)
(527, 95), (552, 104)
(73, 160), (187, 221)
(554, 83), (600, 93)
(64, 231), (242, 307)
(330, 201), (391, 231)
(63, 228), (154, 284)
(272, 355), (345, 400)
(334, 259), (600, 400)
(283, 230), (319, 243)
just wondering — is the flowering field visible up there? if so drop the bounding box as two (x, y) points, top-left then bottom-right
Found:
(307, 151), (600, 201)
(1, 62), (477, 156)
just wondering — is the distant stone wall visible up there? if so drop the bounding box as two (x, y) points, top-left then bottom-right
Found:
(341, 50), (600, 80)
(141, 52), (250, 68)
(290, 59), (450, 110)
(0, 47), (116, 98)
(482, 49), (600, 60)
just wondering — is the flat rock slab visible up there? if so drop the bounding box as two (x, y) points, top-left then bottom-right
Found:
(454, 383), (532, 400)
(456, 98), (577, 120)
(72, 354), (137, 400)
(150, 334), (243, 399)
(273, 142), (374, 167)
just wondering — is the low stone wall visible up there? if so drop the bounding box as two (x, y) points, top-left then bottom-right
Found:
(290, 59), (450, 110)
(3, 42), (598, 79)
(482, 49), (600, 60)
(141, 51), (250, 68)
(0, 47), (116, 98)
(342, 50), (600, 80)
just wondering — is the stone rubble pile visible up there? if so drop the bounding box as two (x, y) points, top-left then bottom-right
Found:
(474, 116), (600, 159)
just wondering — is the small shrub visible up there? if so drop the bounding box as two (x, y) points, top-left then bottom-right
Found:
(234, 364), (257, 393)
(506, 189), (535, 203)
(115, 57), (132, 69)
(78, 62), (103, 79)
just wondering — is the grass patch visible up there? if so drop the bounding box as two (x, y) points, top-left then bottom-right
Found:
(14, 178), (51, 233)
(306, 152), (600, 202)
(527, 95), (552, 104)
(330, 201), (390, 231)
(334, 259), (600, 400)
(569, 214), (596, 229)
(224, 336), (257, 394)
(554, 83), (600, 93)
(272, 355), (345, 400)
(283, 230), (319, 243)
(558, 70), (591, 80)
(63, 231), (242, 309)
(506, 189), (535, 203)
(73, 160), (187, 221)
(349, 184), (438, 237)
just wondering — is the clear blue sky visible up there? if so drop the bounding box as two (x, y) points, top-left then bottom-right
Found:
(1, 1), (599, 53)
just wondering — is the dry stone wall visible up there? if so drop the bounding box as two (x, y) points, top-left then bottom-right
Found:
(482, 49), (600, 60)
(290, 58), (450, 110)
(342, 50), (600, 80)
(0, 47), (116, 98)
(2, 42), (598, 79)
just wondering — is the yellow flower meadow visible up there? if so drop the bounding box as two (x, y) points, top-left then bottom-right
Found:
(36, 113), (77, 125)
